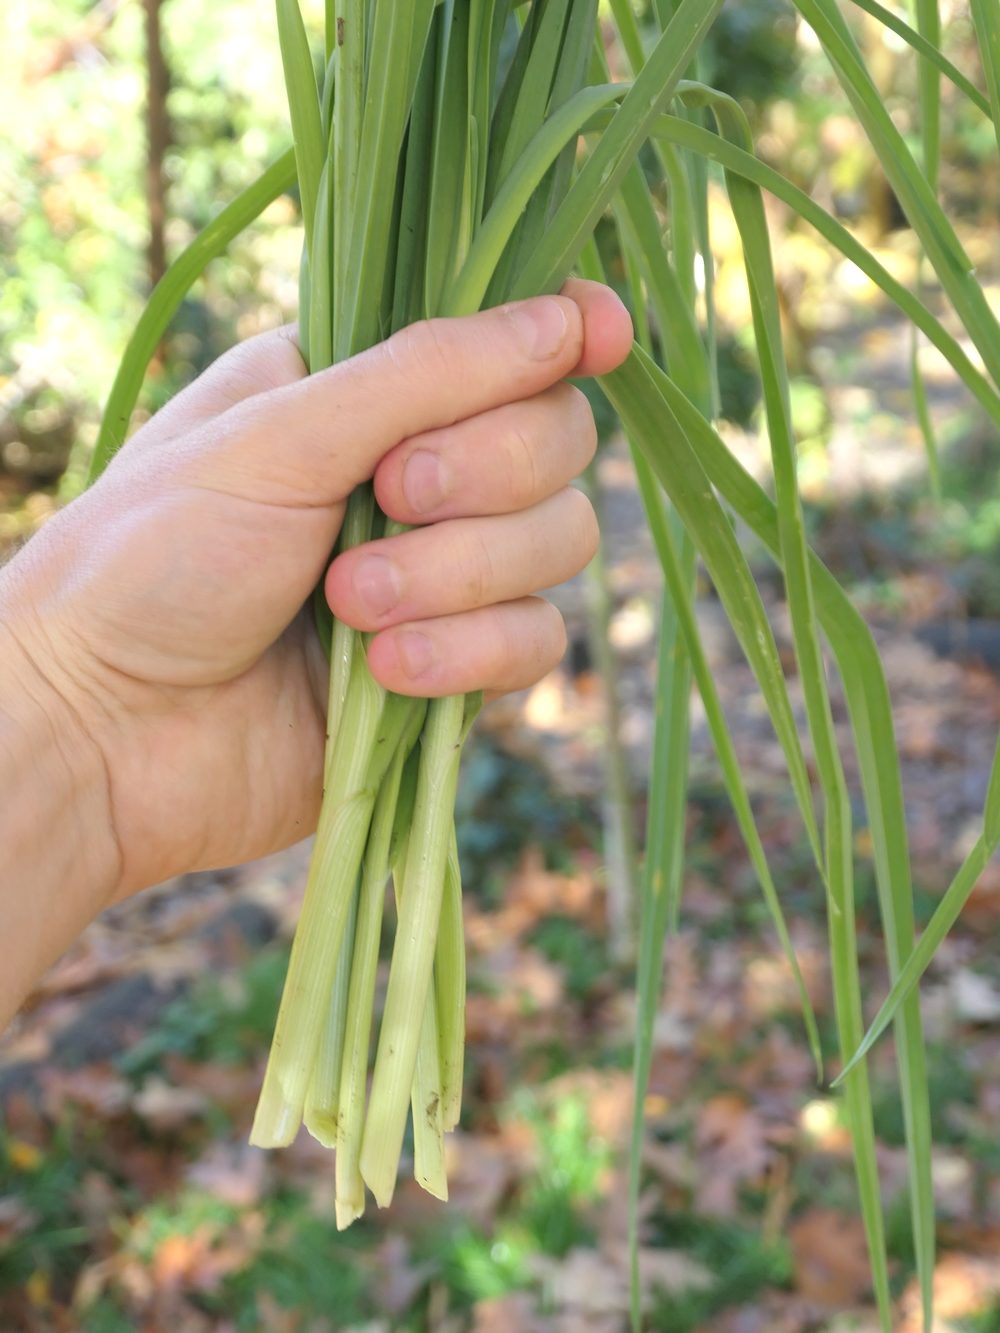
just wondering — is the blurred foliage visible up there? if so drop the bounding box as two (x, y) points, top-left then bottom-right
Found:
(1, 0), (298, 505)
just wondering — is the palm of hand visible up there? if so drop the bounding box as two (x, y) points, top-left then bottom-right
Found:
(8, 286), (631, 898)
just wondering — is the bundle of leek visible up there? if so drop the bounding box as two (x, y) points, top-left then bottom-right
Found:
(246, 0), (718, 1225)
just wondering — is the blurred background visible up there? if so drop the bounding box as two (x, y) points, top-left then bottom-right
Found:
(2, 1), (1000, 1329)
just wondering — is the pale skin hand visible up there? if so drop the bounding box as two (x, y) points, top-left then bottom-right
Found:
(0, 280), (633, 1021)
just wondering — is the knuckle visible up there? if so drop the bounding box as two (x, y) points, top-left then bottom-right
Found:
(562, 486), (600, 563)
(517, 600), (567, 681)
(570, 386), (599, 463)
(214, 328), (305, 401)
(385, 318), (453, 391)
(464, 526), (495, 605)
(505, 419), (540, 507)
(550, 382), (597, 471)
(542, 600), (568, 666)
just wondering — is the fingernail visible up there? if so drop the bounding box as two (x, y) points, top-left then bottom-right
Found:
(353, 555), (401, 617)
(506, 297), (570, 360)
(396, 629), (434, 679)
(402, 450), (447, 514)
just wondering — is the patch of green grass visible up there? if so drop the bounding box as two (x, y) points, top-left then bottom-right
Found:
(0, 1128), (92, 1296)
(79, 1300), (136, 1333)
(883, 1186), (917, 1271)
(119, 1183), (375, 1330)
(427, 1221), (535, 1306)
(126, 1188), (243, 1264)
(959, 1308), (1000, 1333)
(456, 737), (596, 898)
(528, 916), (609, 1002)
(117, 946), (290, 1080)
(646, 1211), (792, 1332)
(513, 1092), (609, 1257)
(219, 1195), (372, 1330)
(871, 1041), (976, 1147)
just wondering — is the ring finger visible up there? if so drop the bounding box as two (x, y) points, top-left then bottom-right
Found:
(325, 486), (598, 632)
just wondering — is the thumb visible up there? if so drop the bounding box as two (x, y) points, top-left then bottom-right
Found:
(163, 296), (586, 510)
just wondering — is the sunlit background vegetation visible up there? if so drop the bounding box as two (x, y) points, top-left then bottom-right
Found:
(2, 1), (1000, 1329)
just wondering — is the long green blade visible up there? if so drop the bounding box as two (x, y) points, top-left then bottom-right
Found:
(509, 0), (726, 298)
(838, 733), (1000, 1081)
(276, 0), (325, 259)
(89, 150), (296, 481)
(970, 0), (1000, 154)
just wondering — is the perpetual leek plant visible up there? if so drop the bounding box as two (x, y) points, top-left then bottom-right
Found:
(88, 1), (1000, 1327)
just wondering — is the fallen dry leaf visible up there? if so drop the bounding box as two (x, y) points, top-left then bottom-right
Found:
(896, 1250), (1000, 1330)
(132, 1078), (209, 1130)
(184, 1140), (268, 1207)
(368, 1234), (436, 1318)
(39, 1064), (132, 1119)
(0, 1195), (37, 1245)
(532, 1247), (626, 1316)
(443, 1132), (515, 1227)
(788, 1208), (874, 1308)
(471, 1292), (548, 1333)
(952, 968), (1000, 1023)
(695, 1093), (776, 1217)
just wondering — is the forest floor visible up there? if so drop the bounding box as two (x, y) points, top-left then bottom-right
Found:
(3, 297), (1000, 1332)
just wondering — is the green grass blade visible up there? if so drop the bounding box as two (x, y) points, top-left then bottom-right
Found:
(664, 102), (945, 1303)
(486, 1), (538, 199)
(424, 1), (473, 314)
(609, 229), (823, 1073)
(791, 0), (1000, 387)
(341, 0), (436, 354)
(970, 0), (1000, 154)
(716, 95), (904, 1325)
(276, 0), (324, 260)
(911, 0), (942, 187)
(509, 0), (726, 300)
(304, 879), (358, 1148)
(579, 237), (694, 1333)
(392, 21), (439, 327)
(620, 354), (940, 1328)
(333, 0), (365, 331)
(486, 0), (599, 303)
(444, 82), (626, 314)
(632, 437), (824, 1076)
(88, 150), (296, 480)
(435, 827), (466, 1132)
(838, 732), (1000, 1081)
(307, 157), (334, 373)
(603, 348), (902, 1325)
(911, 325), (941, 496)
(846, 0), (992, 117)
(491, 0), (572, 190)
(361, 693), (467, 1207)
(613, 162), (710, 411)
(601, 353), (824, 877)
(608, 0), (647, 70)
(623, 112), (1000, 430)
(908, 0), (942, 518)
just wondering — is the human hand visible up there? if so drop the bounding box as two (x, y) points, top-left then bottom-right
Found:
(0, 281), (632, 900)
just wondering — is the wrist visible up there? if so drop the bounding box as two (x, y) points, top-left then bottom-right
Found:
(0, 593), (124, 1016)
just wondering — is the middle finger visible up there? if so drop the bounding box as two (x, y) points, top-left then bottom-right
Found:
(372, 381), (597, 524)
